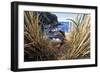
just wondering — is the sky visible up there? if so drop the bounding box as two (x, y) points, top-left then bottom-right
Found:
(51, 12), (85, 22)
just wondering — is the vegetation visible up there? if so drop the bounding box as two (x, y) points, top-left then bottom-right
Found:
(63, 14), (90, 59)
(24, 11), (90, 61)
(24, 11), (62, 61)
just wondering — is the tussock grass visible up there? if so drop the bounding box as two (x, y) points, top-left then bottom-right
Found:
(24, 11), (91, 61)
(24, 11), (63, 61)
(62, 14), (91, 59)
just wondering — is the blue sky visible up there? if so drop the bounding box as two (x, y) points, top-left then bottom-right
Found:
(51, 12), (84, 22)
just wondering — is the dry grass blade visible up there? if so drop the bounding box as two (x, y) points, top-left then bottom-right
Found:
(64, 14), (91, 59)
